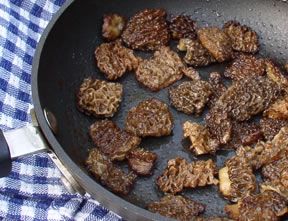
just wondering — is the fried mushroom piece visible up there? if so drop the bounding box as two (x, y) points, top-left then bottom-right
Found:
(196, 217), (233, 221)
(261, 154), (288, 198)
(157, 158), (218, 194)
(223, 20), (259, 53)
(136, 46), (184, 91)
(122, 9), (169, 51)
(206, 108), (232, 145)
(125, 98), (173, 137)
(224, 54), (265, 81)
(266, 60), (288, 93)
(89, 120), (141, 161)
(264, 95), (288, 120)
(260, 117), (288, 141)
(182, 67), (201, 81)
(169, 15), (197, 40)
(197, 27), (233, 62)
(219, 156), (256, 202)
(126, 148), (157, 176)
(102, 14), (125, 41)
(169, 81), (213, 115)
(225, 190), (288, 221)
(285, 63), (288, 73)
(235, 127), (288, 170)
(85, 148), (137, 195)
(213, 76), (280, 121)
(148, 195), (205, 221)
(95, 41), (140, 80)
(183, 121), (219, 155)
(178, 38), (216, 67)
(207, 72), (227, 108)
(226, 121), (263, 149)
(77, 78), (123, 118)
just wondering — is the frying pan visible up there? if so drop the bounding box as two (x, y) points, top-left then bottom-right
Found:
(2, 0), (288, 220)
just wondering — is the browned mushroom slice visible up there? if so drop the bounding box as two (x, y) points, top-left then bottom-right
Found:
(125, 98), (173, 137)
(183, 121), (219, 155)
(95, 41), (140, 80)
(178, 38), (216, 67)
(223, 20), (259, 53)
(261, 153), (288, 198)
(225, 190), (288, 221)
(169, 15), (197, 40)
(225, 121), (263, 150)
(85, 148), (137, 195)
(237, 127), (288, 170)
(122, 9), (169, 51)
(169, 81), (213, 115)
(148, 195), (205, 221)
(182, 67), (201, 81)
(157, 158), (218, 194)
(206, 107), (232, 145)
(126, 148), (157, 176)
(266, 60), (288, 93)
(197, 27), (233, 62)
(196, 217), (233, 221)
(260, 117), (288, 141)
(212, 76), (280, 122)
(207, 72), (227, 108)
(219, 156), (256, 202)
(264, 95), (288, 120)
(77, 78), (123, 118)
(102, 14), (125, 41)
(224, 54), (265, 81)
(135, 46), (184, 91)
(89, 120), (141, 161)
(285, 63), (288, 73)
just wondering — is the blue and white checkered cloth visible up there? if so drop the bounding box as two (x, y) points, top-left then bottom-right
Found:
(0, 1), (121, 220)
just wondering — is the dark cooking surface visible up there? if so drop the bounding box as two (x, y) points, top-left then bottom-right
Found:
(36, 0), (288, 218)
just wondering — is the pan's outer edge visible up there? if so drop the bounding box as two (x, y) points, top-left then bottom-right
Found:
(31, 1), (172, 221)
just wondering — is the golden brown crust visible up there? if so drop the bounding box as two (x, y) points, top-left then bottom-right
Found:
(219, 156), (256, 202)
(264, 95), (288, 120)
(125, 98), (174, 137)
(85, 148), (137, 195)
(183, 121), (219, 155)
(169, 81), (213, 115)
(126, 148), (157, 176)
(89, 120), (141, 161)
(169, 15), (197, 40)
(136, 46), (184, 91)
(197, 27), (233, 62)
(157, 158), (218, 194)
(95, 41), (140, 80)
(182, 67), (201, 81)
(260, 117), (288, 141)
(266, 60), (288, 93)
(148, 195), (205, 221)
(225, 190), (287, 221)
(236, 126), (288, 170)
(178, 38), (216, 67)
(223, 20), (259, 53)
(102, 14), (125, 41)
(77, 78), (123, 118)
(224, 54), (265, 81)
(122, 9), (169, 51)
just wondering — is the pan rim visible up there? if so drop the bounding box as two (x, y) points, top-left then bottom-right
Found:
(31, 1), (171, 220)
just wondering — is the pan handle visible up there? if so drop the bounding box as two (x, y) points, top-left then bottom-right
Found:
(0, 130), (12, 178)
(0, 109), (85, 195)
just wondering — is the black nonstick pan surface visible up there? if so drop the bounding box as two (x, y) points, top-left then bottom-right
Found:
(32, 0), (288, 220)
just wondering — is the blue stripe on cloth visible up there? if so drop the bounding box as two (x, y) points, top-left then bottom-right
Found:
(0, 0), (122, 220)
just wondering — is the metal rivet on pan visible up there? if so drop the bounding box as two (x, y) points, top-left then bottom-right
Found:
(44, 108), (58, 134)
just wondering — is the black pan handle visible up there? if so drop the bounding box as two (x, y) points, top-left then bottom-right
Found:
(0, 130), (12, 178)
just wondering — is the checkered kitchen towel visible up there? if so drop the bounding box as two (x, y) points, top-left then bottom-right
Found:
(0, 0), (121, 220)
